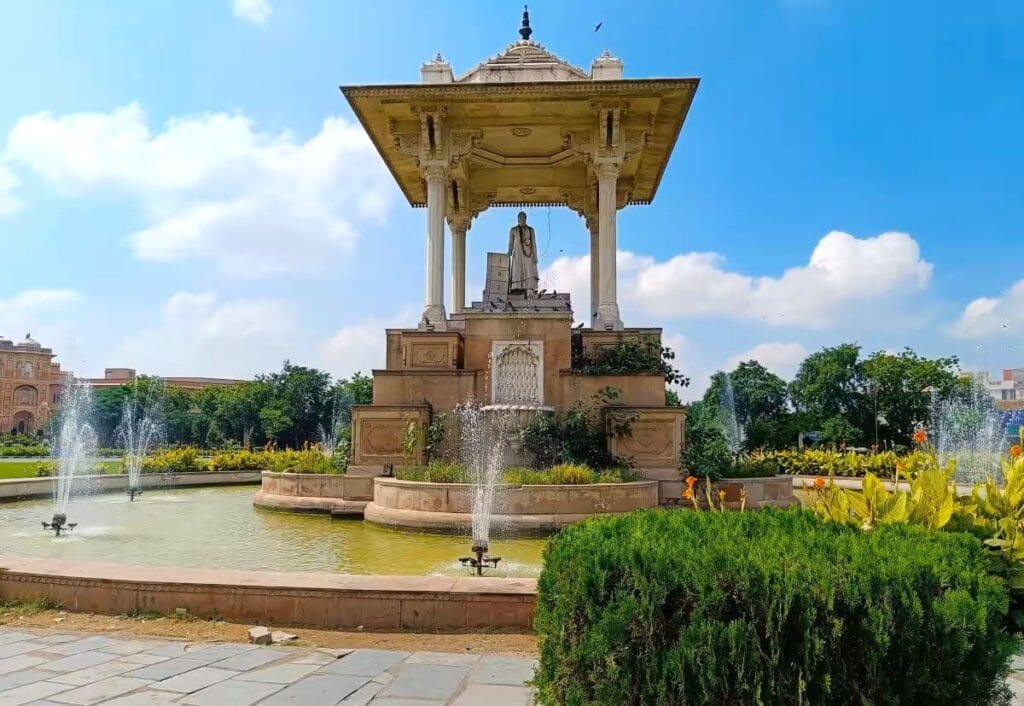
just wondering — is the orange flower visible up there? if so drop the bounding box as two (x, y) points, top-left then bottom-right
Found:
(717, 489), (726, 501)
(813, 477), (826, 489)
(913, 428), (928, 445)
(681, 488), (693, 500)
(685, 475), (698, 489)
(1011, 444), (1023, 458)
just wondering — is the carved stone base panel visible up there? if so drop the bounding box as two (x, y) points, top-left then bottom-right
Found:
(350, 405), (431, 470)
(606, 406), (686, 469)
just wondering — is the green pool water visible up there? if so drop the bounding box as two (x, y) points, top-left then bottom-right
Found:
(0, 486), (548, 577)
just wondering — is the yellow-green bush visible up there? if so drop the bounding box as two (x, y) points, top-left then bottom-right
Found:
(141, 447), (207, 474)
(264, 447), (341, 474)
(394, 463), (638, 485)
(207, 449), (270, 471)
(745, 448), (943, 478)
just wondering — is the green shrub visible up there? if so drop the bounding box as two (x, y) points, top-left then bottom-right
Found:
(572, 336), (689, 387)
(522, 389), (633, 470)
(535, 508), (1014, 706)
(141, 447), (207, 473)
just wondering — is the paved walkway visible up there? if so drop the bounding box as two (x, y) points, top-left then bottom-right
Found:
(0, 628), (535, 705)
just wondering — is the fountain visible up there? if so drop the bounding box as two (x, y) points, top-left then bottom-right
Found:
(932, 383), (1008, 484)
(455, 403), (512, 574)
(317, 391), (352, 459)
(117, 387), (163, 501)
(717, 374), (744, 455)
(44, 380), (97, 535)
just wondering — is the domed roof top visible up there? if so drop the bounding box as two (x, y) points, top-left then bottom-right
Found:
(15, 333), (41, 349)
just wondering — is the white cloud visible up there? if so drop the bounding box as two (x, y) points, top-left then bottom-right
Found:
(232, 0), (272, 25)
(0, 289), (81, 333)
(0, 165), (20, 216)
(4, 104), (394, 277)
(723, 342), (808, 379)
(541, 231), (931, 328)
(318, 320), (387, 380)
(317, 308), (417, 379)
(951, 279), (1024, 339)
(0, 289), (82, 355)
(109, 292), (296, 378)
(632, 231), (931, 327)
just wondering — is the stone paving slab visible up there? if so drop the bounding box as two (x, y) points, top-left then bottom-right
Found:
(0, 679), (71, 705)
(50, 676), (153, 705)
(258, 674), (368, 705)
(0, 628), (534, 705)
(147, 667), (237, 694)
(176, 678), (283, 706)
(378, 664), (469, 702)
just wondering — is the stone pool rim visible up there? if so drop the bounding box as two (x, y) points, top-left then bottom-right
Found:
(0, 555), (536, 632)
(0, 470), (261, 503)
(363, 476), (661, 532)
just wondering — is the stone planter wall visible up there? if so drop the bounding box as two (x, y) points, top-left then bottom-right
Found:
(363, 477), (660, 532)
(658, 474), (796, 509)
(253, 472), (372, 515)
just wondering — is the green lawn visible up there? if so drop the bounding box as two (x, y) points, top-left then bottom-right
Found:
(0, 460), (122, 480)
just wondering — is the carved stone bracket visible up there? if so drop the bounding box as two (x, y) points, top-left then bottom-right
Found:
(467, 189), (497, 220)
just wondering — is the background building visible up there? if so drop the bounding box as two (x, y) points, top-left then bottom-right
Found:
(965, 368), (1024, 410)
(85, 368), (244, 391)
(0, 334), (66, 434)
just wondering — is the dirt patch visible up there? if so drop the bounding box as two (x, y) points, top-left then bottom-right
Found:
(0, 608), (538, 657)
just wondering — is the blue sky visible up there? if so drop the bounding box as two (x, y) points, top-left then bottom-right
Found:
(0, 0), (1021, 399)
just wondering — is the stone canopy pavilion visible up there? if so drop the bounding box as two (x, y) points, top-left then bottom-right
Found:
(338, 8), (698, 497)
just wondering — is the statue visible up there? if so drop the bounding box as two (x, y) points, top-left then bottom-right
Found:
(508, 211), (539, 297)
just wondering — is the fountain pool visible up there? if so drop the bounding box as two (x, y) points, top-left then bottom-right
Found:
(0, 486), (546, 577)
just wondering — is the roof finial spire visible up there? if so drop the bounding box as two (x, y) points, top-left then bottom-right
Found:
(519, 5), (533, 41)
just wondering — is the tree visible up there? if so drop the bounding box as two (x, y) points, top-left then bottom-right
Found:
(790, 344), (870, 445)
(703, 362), (792, 450)
(257, 362), (333, 447)
(861, 348), (959, 447)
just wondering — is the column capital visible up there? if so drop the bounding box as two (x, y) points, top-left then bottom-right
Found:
(421, 164), (448, 182)
(595, 161), (622, 180)
(446, 214), (471, 233)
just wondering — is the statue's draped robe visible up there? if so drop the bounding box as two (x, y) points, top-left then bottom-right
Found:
(508, 225), (539, 295)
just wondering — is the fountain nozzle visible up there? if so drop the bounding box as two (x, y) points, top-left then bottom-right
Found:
(42, 513), (76, 537)
(127, 486), (142, 501)
(459, 541), (501, 576)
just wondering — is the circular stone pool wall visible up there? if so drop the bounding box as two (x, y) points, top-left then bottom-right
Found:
(253, 471), (370, 515)
(363, 477), (660, 533)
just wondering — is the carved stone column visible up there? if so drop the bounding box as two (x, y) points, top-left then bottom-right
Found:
(595, 162), (623, 330)
(449, 216), (469, 314)
(587, 215), (600, 327)
(421, 165), (447, 329)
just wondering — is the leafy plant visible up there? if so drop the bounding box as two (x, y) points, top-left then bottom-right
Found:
(535, 509), (1014, 705)
(680, 400), (736, 480)
(522, 388), (633, 470)
(572, 336), (689, 387)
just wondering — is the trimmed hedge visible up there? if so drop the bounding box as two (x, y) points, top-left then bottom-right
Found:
(535, 509), (1014, 705)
